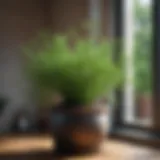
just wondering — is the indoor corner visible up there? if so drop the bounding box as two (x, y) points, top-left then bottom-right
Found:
(0, 0), (160, 160)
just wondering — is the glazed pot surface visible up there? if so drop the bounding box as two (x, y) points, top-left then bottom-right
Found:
(50, 107), (108, 153)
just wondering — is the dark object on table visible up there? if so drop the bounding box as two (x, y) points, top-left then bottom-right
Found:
(11, 111), (37, 133)
(37, 108), (50, 133)
(0, 97), (7, 115)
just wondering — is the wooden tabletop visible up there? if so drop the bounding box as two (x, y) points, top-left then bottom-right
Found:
(0, 134), (159, 160)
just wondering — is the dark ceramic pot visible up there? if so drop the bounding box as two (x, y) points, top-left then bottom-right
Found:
(50, 106), (108, 153)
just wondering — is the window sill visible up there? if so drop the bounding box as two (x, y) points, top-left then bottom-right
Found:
(108, 126), (160, 148)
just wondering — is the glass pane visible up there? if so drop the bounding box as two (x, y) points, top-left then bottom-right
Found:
(123, 0), (153, 126)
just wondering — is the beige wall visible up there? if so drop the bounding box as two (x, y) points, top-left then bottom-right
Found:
(0, 0), (111, 131)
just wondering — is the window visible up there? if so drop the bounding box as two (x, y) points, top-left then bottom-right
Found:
(123, 0), (153, 126)
(111, 0), (160, 144)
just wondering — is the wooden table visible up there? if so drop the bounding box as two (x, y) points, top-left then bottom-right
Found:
(0, 134), (159, 160)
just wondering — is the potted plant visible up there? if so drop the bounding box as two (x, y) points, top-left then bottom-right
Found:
(26, 35), (121, 153)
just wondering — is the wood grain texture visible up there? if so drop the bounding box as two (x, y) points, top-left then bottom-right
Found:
(0, 135), (159, 160)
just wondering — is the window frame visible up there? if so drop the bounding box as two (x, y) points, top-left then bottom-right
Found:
(109, 0), (160, 146)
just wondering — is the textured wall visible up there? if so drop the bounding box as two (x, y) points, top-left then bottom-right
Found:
(0, 0), (46, 131)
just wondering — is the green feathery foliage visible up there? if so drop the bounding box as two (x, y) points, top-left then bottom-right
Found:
(25, 35), (122, 107)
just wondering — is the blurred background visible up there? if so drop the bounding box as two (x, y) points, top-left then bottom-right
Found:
(2, 1), (160, 159)
(0, 0), (156, 138)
